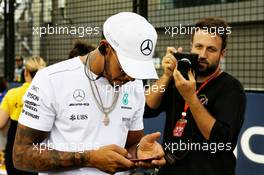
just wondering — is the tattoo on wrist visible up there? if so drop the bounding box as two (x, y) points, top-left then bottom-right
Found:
(74, 151), (89, 167)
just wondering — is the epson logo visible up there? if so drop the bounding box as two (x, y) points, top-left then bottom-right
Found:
(27, 92), (39, 101)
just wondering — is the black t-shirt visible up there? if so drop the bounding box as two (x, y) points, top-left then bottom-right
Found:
(144, 72), (246, 175)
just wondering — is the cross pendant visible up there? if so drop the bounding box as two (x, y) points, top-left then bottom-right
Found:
(103, 114), (110, 126)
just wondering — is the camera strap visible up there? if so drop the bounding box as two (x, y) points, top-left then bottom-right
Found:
(173, 68), (222, 137)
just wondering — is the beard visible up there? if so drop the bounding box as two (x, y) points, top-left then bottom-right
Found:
(197, 58), (220, 77)
(103, 61), (116, 86)
(104, 60), (128, 87)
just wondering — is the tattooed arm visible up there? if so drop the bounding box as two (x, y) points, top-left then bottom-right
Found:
(13, 124), (135, 174)
(13, 124), (90, 172)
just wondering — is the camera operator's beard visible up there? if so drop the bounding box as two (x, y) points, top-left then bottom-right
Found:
(197, 60), (220, 77)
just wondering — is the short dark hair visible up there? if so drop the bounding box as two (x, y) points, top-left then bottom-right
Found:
(192, 17), (230, 50)
(68, 40), (96, 58)
(15, 56), (24, 61)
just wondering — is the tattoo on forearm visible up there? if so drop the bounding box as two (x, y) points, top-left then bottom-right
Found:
(13, 124), (90, 172)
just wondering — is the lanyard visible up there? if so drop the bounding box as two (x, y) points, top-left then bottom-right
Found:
(172, 68), (222, 137)
(180, 68), (222, 119)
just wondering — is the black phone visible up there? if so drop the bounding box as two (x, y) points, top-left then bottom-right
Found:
(173, 52), (199, 80)
(129, 156), (158, 163)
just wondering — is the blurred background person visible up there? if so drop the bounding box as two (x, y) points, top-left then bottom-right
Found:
(0, 77), (7, 103)
(14, 56), (25, 83)
(0, 56), (46, 175)
(0, 77), (8, 168)
(68, 40), (96, 59)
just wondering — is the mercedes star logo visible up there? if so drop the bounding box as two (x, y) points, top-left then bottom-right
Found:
(73, 89), (85, 102)
(140, 39), (153, 56)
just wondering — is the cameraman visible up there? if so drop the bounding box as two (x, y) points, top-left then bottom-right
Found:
(144, 18), (246, 175)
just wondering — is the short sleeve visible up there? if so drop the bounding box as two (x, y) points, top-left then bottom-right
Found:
(0, 91), (11, 114)
(129, 80), (144, 131)
(18, 70), (56, 131)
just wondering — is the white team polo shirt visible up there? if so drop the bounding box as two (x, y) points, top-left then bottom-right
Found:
(18, 57), (145, 175)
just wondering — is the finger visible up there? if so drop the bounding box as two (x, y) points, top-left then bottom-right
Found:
(192, 69), (196, 78)
(156, 144), (165, 158)
(162, 54), (174, 66)
(164, 53), (176, 62)
(166, 47), (177, 55)
(173, 67), (185, 81)
(188, 70), (195, 82)
(143, 132), (161, 144)
(152, 157), (166, 166)
(163, 63), (175, 72)
(168, 54), (177, 65)
(177, 47), (183, 52)
(114, 153), (135, 169)
(136, 158), (165, 169)
(147, 144), (165, 162)
(136, 161), (154, 169)
(110, 145), (130, 157)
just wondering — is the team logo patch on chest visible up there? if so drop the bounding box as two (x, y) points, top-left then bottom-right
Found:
(199, 94), (208, 105)
(122, 93), (129, 105)
(121, 93), (132, 110)
(73, 89), (85, 102)
(69, 89), (89, 106)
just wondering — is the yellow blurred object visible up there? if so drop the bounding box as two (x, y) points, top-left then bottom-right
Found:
(0, 151), (6, 175)
(0, 151), (4, 165)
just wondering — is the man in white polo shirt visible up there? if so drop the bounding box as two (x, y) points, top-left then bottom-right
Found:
(13, 12), (165, 175)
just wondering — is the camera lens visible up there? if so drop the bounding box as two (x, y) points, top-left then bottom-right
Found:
(178, 58), (191, 70)
(178, 58), (191, 79)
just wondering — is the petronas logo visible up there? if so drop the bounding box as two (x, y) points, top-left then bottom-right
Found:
(122, 93), (129, 105)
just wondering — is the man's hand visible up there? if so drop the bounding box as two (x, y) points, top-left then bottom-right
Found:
(136, 132), (166, 168)
(90, 144), (135, 174)
(173, 67), (197, 102)
(161, 47), (179, 79)
(144, 47), (183, 110)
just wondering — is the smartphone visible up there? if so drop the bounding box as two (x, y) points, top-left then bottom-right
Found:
(129, 156), (158, 162)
